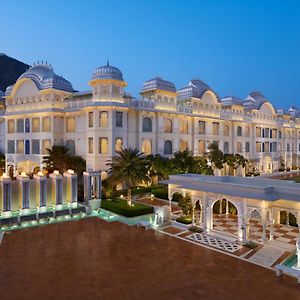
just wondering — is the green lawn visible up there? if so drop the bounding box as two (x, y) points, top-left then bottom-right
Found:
(101, 198), (153, 217)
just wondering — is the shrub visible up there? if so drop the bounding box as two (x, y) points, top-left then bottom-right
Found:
(244, 241), (257, 249)
(172, 192), (184, 202)
(176, 216), (192, 224)
(189, 226), (203, 233)
(151, 188), (168, 199)
(101, 198), (153, 217)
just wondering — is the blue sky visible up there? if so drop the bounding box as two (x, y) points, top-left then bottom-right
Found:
(0, 0), (300, 108)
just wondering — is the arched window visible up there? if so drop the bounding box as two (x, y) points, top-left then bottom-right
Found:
(245, 142), (250, 153)
(179, 140), (188, 152)
(180, 120), (188, 134)
(142, 139), (152, 155)
(17, 119), (24, 133)
(245, 126), (250, 137)
(237, 142), (242, 153)
(42, 117), (51, 132)
(99, 111), (108, 127)
(66, 140), (75, 155)
(32, 140), (40, 154)
(99, 138), (108, 154)
(164, 140), (172, 155)
(164, 118), (172, 133)
(198, 140), (205, 155)
(115, 138), (122, 152)
(66, 117), (75, 132)
(198, 121), (206, 134)
(25, 118), (30, 133)
(142, 117), (152, 132)
(212, 122), (219, 135)
(237, 126), (242, 137)
(223, 142), (229, 154)
(224, 125), (229, 136)
(25, 140), (30, 155)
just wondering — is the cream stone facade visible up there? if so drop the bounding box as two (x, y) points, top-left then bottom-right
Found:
(1, 62), (300, 176)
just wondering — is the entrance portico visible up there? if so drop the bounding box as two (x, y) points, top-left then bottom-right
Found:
(162, 174), (300, 244)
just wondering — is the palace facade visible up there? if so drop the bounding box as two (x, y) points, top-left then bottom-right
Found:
(0, 62), (300, 178)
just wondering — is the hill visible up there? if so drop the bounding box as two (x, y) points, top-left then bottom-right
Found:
(0, 53), (29, 92)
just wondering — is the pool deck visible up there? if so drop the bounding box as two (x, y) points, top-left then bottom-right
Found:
(0, 217), (299, 300)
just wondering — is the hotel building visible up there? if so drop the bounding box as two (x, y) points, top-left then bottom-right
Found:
(0, 62), (300, 178)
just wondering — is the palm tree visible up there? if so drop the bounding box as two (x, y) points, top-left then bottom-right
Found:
(107, 148), (150, 206)
(43, 146), (70, 173)
(146, 154), (172, 183)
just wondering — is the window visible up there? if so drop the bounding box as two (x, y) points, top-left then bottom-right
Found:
(115, 138), (122, 152)
(142, 117), (152, 132)
(198, 121), (206, 134)
(224, 125), (229, 136)
(237, 126), (242, 137)
(237, 142), (242, 153)
(25, 118), (30, 133)
(256, 142), (261, 152)
(198, 140), (205, 155)
(212, 122), (219, 135)
(88, 112), (93, 128)
(88, 137), (93, 153)
(223, 142), (229, 154)
(30, 118), (39, 132)
(164, 118), (172, 133)
(99, 111), (108, 128)
(25, 140), (30, 154)
(42, 117), (51, 132)
(164, 140), (172, 155)
(179, 140), (188, 152)
(66, 140), (75, 155)
(278, 130), (282, 139)
(99, 138), (108, 154)
(287, 143), (290, 151)
(116, 111), (123, 127)
(265, 128), (270, 138)
(7, 140), (15, 154)
(142, 139), (152, 155)
(180, 120), (188, 134)
(17, 140), (24, 154)
(245, 126), (250, 137)
(245, 142), (250, 153)
(42, 139), (51, 155)
(7, 120), (15, 133)
(66, 117), (76, 132)
(32, 140), (40, 154)
(256, 127), (261, 137)
(262, 143), (265, 152)
(17, 119), (24, 133)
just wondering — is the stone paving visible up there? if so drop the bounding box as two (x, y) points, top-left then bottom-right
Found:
(1, 217), (300, 300)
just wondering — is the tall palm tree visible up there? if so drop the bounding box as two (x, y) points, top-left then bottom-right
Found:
(107, 148), (150, 206)
(43, 146), (70, 173)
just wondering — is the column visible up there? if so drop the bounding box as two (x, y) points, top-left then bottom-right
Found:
(63, 169), (78, 207)
(49, 170), (63, 209)
(219, 199), (222, 215)
(33, 171), (47, 212)
(0, 173), (12, 217)
(286, 212), (290, 226)
(269, 209), (274, 240)
(83, 172), (92, 201)
(202, 193), (210, 232)
(16, 172), (30, 214)
(226, 199), (229, 215)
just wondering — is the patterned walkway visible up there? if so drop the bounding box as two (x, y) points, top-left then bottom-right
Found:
(187, 232), (242, 253)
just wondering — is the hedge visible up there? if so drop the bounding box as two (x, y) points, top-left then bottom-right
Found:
(101, 198), (153, 217)
(176, 216), (192, 224)
(151, 188), (168, 200)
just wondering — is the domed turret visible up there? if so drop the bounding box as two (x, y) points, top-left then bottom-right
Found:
(92, 61), (124, 81)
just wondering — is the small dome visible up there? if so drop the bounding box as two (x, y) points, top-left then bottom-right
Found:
(17, 63), (73, 93)
(221, 96), (243, 106)
(92, 61), (124, 81)
(141, 77), (176, 93)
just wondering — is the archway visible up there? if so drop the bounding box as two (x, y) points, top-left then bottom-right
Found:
(280, 211), (298, 227)
(212, 199), (239, 237)
(194, 200), (202, 225)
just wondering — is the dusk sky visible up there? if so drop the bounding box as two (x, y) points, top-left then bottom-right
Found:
(1, 0), (300, 109)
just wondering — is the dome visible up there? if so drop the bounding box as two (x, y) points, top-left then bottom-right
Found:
(16, 63), (73, 93)
(221, 96), (243, 106)
(141, 77), (176, 94)
(177, 79), (210, 100)
(244, 91), (268, 109)
(92, 62), (124, 81)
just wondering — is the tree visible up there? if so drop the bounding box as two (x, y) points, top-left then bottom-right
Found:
(107, 148), (150, 206)
(171, 149), (196, 174)
(146, 154), (172, 183)
(178, 193), (193, 219)
(0, 153), (5, 176)
(207, 142), (224, 170)
(43, 146), (70, 173)
(194, 156), (214, 175)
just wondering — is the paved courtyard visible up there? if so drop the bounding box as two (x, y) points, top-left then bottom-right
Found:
(0, 217), (300, 300)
